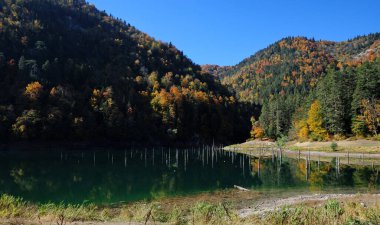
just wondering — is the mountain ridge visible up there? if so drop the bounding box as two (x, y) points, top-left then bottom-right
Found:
(202, 34), (380, 104)
(0, 0), (252, 144)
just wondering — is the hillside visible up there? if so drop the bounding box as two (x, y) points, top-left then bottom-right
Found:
(0, 0), (252, 144)
(203, 35), (380, 139)
(201, 64), (233, 80)
(204, 35), (380, 104)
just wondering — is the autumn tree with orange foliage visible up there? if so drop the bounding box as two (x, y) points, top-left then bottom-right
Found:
(24, 82), (43, 100)
(250, 117), (264, 139)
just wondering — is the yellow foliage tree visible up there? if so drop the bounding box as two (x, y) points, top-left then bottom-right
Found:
(298, 126), (309, 140)
(307, 100), (328, 140)
(296, 119), (309, 140)
(90, 88), (101, 110)
(90, 87), (114, 113)
(251, 126), (264, 139)
(250, 117), (264, 139)
(24, 81), (43, 100)
(193, 91), (209, 103)
(291, 108), (309, 141)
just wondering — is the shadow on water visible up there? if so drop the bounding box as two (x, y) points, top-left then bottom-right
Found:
(0, 147), (379, 204)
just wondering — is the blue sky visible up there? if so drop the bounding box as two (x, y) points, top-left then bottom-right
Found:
(87, 0), (380, 66)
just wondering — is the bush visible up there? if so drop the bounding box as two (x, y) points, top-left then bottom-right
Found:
(0, 194), (28, 218)
(276, 135), (288, 149)
(375, 134), (380, 141)
(330, 142), (338, 151)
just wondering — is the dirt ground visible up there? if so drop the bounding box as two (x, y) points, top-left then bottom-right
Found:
(238, 193), (380, 218)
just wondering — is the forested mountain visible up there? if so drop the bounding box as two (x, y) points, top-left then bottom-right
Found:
(205, 35), (380, 103)
(0, 0), (253, 144)
(201, 64), (233, 80)
(203, 35), (380, 140)
(0, 0), (378, 145)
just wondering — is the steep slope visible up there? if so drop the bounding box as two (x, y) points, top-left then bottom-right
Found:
(0, 0), (251, 144)
(201, 64), (233, 80)
(204, 34), (380, 104)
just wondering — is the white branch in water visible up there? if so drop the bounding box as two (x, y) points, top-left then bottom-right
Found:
(234, 185), (250, 192)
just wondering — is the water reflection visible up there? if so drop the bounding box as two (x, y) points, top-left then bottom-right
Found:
(0, 148), (379, 204)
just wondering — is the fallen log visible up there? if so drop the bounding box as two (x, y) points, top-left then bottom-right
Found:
(234, 185), (250, 191)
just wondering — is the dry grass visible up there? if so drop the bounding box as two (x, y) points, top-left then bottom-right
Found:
(1, 193), (380, 225)
(289, 140), (380, 153)
(245, 196), (380, 225)
(226, 139), (380, 154)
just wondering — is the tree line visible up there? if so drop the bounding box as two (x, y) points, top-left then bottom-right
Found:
(252, 60), (380, 140)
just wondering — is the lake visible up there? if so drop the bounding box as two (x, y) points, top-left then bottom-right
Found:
(0, 147), (379, 204)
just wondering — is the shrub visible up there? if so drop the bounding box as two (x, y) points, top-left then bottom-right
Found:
(276, 135), (288, 149)
(330, 142), (338, 151)
(375, 134), (380, 141)
(0, 194), (27, 218)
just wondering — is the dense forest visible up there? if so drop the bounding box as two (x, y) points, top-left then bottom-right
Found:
(0, 0), (254, 145)
(204, 35), (380, 140)
(0, 0), (378, 145)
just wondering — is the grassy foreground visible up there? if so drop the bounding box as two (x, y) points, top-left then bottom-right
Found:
(1, 193), (380, 225)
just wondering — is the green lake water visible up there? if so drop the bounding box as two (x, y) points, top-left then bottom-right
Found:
(0, 147), (379, 204)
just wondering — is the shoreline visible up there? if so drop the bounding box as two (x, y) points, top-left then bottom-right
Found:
(1, 191), (379, 225)
(238, 193), (380, 218)
(225, 139), (380, 165)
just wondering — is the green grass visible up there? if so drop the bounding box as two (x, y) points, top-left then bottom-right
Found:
(0, 194), (103, 221)
(1, 194), (380, 224)
(0, 194), (238, 224)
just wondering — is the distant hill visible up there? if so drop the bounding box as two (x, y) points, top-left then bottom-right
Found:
(203, 34), (380, 104)
(202, 35), (380, 139)
(201, 64), (233, 80)
(0, 0), (252, 144)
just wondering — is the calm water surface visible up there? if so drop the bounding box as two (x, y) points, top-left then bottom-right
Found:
(0, 147), (379, 204)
